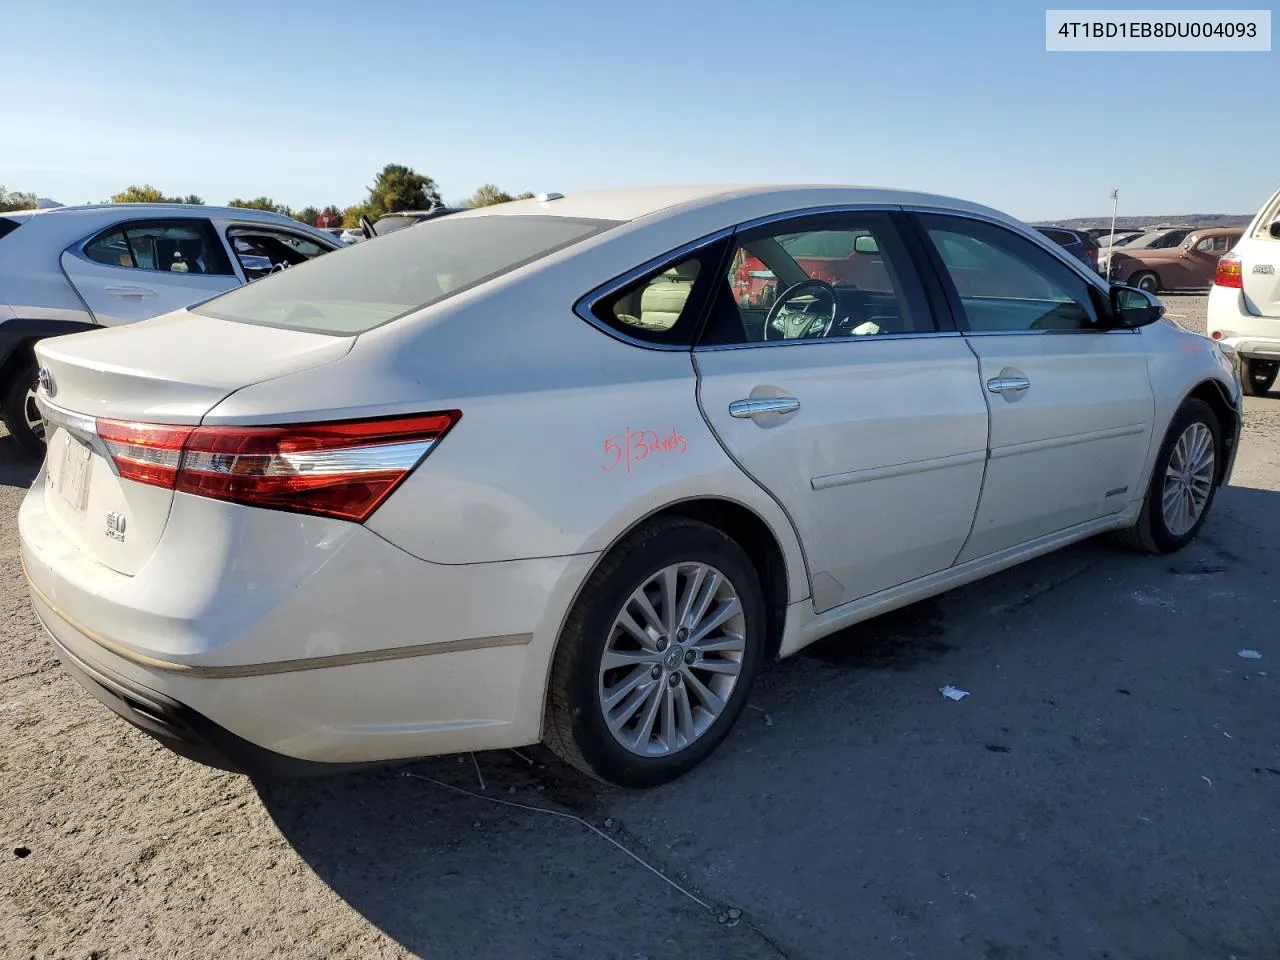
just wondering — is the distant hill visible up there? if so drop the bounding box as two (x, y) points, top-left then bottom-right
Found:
(1033, 214), (1253, 230)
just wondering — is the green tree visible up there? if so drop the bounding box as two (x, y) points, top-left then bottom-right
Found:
(295, 205), (321, 225)
(465, 184), (515, 207)
(228, 197), (293, 217)
(0, 186), (37, 212)
(366, 163), (441, 216)
(342, 204), (371, 228)
(111, 184), (171, 203)
(321, 204), (343, 221)
(108, 185), (201, 204)
(515, 191), (536, 200)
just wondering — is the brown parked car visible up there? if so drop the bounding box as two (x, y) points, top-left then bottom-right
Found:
(1107, 227), (1243, 293)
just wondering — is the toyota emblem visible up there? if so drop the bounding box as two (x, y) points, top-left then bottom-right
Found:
(36, 366), (56, 398)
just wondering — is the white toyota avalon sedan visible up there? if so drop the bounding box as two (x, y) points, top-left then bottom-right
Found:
(21, 185), (1242, 787)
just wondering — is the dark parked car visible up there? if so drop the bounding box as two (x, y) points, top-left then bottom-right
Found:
(1037, 226), (1100, 274)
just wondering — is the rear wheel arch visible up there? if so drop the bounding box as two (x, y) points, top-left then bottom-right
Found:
(565, 497), (793, 663)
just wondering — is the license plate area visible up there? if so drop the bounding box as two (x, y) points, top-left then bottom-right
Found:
(55, 434), (93, 512)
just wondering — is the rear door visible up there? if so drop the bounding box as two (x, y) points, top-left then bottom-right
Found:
(60, 218), (240, 325)
(695, 211), (988, 612)
(914, 213), (1155, 562)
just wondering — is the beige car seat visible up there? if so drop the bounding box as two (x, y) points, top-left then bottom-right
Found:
(616, 259), (700, 330)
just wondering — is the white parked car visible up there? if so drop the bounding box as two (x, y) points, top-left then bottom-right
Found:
(20, 186), (1242, 787)
(1207, 187), (1280, 395)
(0, 204), (341, 450)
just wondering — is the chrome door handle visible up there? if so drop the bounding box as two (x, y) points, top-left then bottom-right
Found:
(104, 285), (157, 299)
(729, 397), (801, 419)
(986, 376), (1030, 394)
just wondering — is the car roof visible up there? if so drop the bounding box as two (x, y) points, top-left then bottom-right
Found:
(453, 184), (1019, 229)
(8, 203), (306, 225)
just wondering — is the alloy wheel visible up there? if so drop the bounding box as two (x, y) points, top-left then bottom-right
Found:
(1161, 421), (1215, 537)
(598, 562), (746, 757)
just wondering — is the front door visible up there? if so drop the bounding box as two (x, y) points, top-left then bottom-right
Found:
(914, 213), (1155, 562)
(61, 218), (240, 325)
(695, 211), (989, 612)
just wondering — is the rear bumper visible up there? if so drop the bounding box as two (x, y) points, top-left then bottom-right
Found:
(20, 472), (600, 769)
(1207, 285), (1280, 358)
(44, 624), (353, 777)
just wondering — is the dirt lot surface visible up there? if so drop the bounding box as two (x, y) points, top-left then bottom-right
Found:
(4, 295), (1279, 959)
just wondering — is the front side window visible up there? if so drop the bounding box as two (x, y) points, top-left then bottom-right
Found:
(703, 212), (933, 345)
(82, 220), (233, 276)
(196, 214), (616, 334)
(227, 227), (332, 280)
(920, 215), (1099, 332)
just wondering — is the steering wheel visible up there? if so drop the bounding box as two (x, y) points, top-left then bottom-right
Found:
(763, 279), (840, 340)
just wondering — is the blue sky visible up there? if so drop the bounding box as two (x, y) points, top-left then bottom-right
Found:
(3, 0), (1275, 221)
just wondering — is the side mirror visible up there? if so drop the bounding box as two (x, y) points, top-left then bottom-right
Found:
(853, 235), (880, 255)
(1270, 217), (1280, 240)
(1110, 283), (1164, 328)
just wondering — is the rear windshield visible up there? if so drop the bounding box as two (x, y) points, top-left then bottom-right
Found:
(194, 214), (617, 335)
(372, 215), (418, 235)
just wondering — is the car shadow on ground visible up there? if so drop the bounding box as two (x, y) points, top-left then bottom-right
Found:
(254, 486), (1280, 960)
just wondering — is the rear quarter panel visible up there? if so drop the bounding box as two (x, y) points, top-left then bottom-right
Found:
(204, 255), (811, 604)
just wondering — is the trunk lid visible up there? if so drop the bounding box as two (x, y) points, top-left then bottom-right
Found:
(1240, 236), (1280, 319)
(36, 309), (353, 575)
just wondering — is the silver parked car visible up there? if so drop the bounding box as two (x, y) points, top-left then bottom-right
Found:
(0, 203), (341, 450)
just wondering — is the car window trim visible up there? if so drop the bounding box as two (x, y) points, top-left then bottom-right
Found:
(223, 223), (333, 278)
(903, 209), (1137, 337)
(691, 207), (948, 351)
(574, 229), (734, 351)
(72, 217), (235, 277)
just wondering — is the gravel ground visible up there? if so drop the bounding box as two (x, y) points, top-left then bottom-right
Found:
(4, 293), (1280, 959)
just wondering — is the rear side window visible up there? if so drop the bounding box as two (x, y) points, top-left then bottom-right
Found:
(194, 215), (616, 334)
(0, 218), (21, 242)
(82, 220), (234, 276)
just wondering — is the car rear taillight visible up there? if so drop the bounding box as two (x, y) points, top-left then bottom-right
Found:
(1214, 254), (1243, 289)
(95, 412), (460, 522)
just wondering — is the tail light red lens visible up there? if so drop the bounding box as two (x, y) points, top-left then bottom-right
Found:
(95, 412), (460, 522)
(1214, 254), (1243, 289)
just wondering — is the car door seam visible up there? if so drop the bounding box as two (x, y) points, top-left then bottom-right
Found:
(951, 333), (993, 565)
(689, 352), (814, 603)
(57, 253), (100, 324)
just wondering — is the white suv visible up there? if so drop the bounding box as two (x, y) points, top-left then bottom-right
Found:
(0, 204), (341, 450)
(1207, 187), (1280, 396)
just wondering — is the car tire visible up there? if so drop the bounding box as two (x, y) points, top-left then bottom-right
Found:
(1112, 397), (1222, 555)
(2, 361), (46, 454)
(1130, 271), (1160, 294)
(543, 516), (766, 788)
(1241, 358), (1278, 397)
